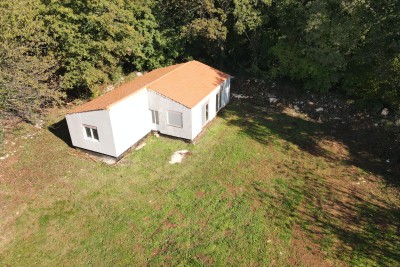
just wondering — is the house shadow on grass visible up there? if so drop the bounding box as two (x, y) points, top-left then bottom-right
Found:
(48, 119), (73, 148)
(221, 99), (400, 265)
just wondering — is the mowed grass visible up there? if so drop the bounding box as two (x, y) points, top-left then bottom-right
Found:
(0, 101), (399, 266)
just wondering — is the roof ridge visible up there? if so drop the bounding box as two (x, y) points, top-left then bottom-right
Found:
(105, 62), (189, 110)
(146, 61), (190, 88)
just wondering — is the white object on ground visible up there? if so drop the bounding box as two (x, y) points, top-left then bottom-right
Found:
(232, 93), (251, 99)
(135, 143), (146, 151)
(169, 150), (191, 164)
(0, 154), (9, 160)
(269, 97), (279, 104)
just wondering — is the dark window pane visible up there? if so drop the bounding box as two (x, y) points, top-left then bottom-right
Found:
(92, 128), (99, 140)
(155, 111), (159, 125)
(85, 127), (92, 138)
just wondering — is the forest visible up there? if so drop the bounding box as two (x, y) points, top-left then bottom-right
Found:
(1, 0), (399, 122)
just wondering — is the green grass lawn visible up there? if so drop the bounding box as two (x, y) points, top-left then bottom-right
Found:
(0, 101), (399, 266)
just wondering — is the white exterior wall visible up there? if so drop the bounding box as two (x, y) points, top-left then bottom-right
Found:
(108, 89), (152, 156)
(191, 78), (231, 140)
(65, 110), (117, 156)
(147, 90), (192, 140)
(66, 77), (230, 157)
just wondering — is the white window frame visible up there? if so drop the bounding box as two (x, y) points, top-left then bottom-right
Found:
(150, 109), (159, 125)
(167, 110), (183, 128)
(83, 125), (99, 141)
(203, 102), (209, 126)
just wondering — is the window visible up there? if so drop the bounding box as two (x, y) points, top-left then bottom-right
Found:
(150, 109), (159, 124)
(203, 103), (209, 126)
(216, 90), (222, 111)
(84, 125), (99, 141)
(205, 103), (209, 121)
(167, 110), (183, 128)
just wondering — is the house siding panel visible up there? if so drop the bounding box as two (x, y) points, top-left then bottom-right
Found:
(65, 110), (117, 156)
(109, 89), (152, 156)
(191, 78), (230, 140)
(147, 90), (192, 140)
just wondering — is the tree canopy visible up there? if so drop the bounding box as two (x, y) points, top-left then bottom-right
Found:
(1, 0), (399, 121)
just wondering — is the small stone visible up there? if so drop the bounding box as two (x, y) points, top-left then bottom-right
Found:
(308, 101), (315, 105)
(269, 97), (279, 104)
(232, 93), (251, 99)
(136, 72), (143, 76)
(395, 119), (400, 127)
(374, 123), (378, 127)
(294, 105), (300, 111)
(316, 107), (324, 112)
(34, 120), (44, 129)
(105, 85), (114, 92)
(135, 143), (146, 151)
(0, 154), (9, 160)
(381, 108), (389, 116)
(154, 133), (160, 138)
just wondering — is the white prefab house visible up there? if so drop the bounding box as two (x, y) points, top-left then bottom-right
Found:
(65, 60), (231, 158)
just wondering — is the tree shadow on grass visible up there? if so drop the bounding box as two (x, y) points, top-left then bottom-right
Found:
(48, 119), (73, 148)
(221, 99), (400, 265)
(223, 100), (399, 187)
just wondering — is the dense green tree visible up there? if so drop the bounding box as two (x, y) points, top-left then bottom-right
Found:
(229, 0), (272, 73)
(341, 0), (400, 107)
(155, 0), (232, 65)
(0, 0), (60, 122)
(1, 0), (399, 122)
(40, 0), (167, 96)
(269, 0), (400, 107)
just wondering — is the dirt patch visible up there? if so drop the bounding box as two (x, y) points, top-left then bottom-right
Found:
(289, 224), (338, 267)
(196, 253), (214, 266)
(195, 191), (205, 198)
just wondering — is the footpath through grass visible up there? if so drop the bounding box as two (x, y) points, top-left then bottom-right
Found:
(0, 101), (399, 266)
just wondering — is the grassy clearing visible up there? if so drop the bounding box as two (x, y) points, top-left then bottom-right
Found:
(0, 101), (399, 266)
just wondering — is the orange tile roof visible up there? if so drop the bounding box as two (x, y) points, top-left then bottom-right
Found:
(67, 60), (229, 114)
(148, 61), (230, 108)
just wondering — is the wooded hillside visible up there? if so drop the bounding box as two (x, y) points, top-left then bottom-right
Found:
(1, 0), (399, 122)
